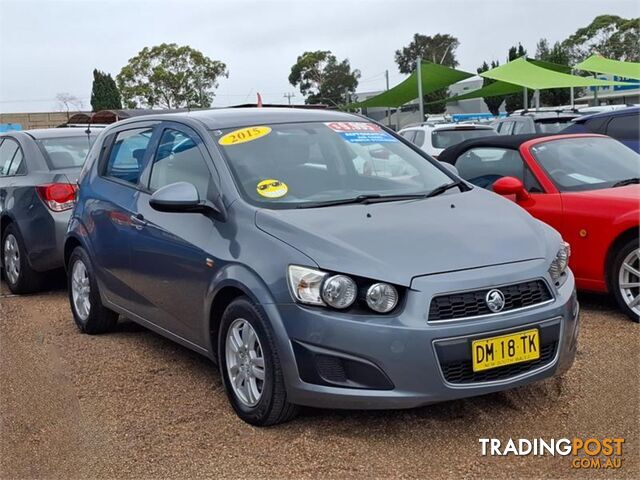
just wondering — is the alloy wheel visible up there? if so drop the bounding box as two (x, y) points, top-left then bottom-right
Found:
(3, 234), (20, 285)
(71, 260), (91, 321)
(619, 247), (640, 316)
(225, 318), (265, 407)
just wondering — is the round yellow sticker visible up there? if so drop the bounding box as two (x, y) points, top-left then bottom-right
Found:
(219, 126), (271, 146)
(257, 179), (288, 199)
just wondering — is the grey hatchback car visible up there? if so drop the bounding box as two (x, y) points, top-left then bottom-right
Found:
(1, 129), (95, 293)
(65, 108), (579, 425)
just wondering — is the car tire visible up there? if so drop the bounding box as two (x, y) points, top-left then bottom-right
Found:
(218, 296), (299, 426)
(1, 223), (44, 294)
(67, 246), (118, 334)
(610, 237), (640, 323)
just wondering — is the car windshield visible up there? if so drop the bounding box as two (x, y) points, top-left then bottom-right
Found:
(431, 128), (496, 149)
(530, 136), (640, 191)
(215, 121), (453, 208)
(534, 118), (575, 134)
(37, 135), (95, 169)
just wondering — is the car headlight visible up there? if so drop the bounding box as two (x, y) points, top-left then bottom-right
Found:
(287, 265), (327, 306)
(287, 266), (401, 313)
(321, 274), (357, 309)
(549, 241), (571, 286)
(366, 283), (398, 313)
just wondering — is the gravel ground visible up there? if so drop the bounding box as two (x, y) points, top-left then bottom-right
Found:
(1, 277), (638, 479)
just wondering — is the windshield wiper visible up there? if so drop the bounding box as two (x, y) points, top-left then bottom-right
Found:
(426, 180), (470, 198)
(296, 193), (428, 209)
(612, 177), (640, 188)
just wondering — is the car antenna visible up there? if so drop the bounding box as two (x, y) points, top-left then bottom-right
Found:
(85, 113), (92, 145)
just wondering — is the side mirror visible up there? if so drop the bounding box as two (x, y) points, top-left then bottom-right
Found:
(149, 182), (209, 213)
(492, 176), (531, 202)
(439, 162), (459, 176)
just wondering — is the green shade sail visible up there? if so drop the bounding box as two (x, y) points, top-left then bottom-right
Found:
(574, 55), (640, 80)
(351, 61), (473, 108)
(480, 57), (632, 89)
(432, 80), (523, 104)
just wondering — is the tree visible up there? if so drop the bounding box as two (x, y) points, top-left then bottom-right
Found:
(505, 43), (529, 112)
(534, 39), (572, 106)
(116, 43), (228, 109)
(563, 15), (640, 63)
(477, 61), (504, 116)
(90, 69), (122, 111)
(56, 93), (83, 119)
(288, 50), (360, 105)
(394, 33), (461, 114)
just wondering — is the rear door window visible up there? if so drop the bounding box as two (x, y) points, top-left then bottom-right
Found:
(413, 130), (425, 147)
(0, 138), (20, 177)
(104, 128), (154, 185)
(400, 130), (416, 142)
(606, 115), (639, 140)
(149, 128), (213, 200)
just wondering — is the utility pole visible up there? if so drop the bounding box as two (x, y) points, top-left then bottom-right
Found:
(416, 55), (424, 122)
(283, 92), (295, 105)
(385, 69), (391, 127)
(570, 69), (575, 109)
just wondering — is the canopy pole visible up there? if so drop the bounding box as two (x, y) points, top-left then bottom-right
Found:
(570, 69), (575, 108)
(534, 90), (540, 111)
(523, 87), (528, 110)
(416, 56), (424, 122)
(593, 73), (599, 106)
(385, 70), (391, 127)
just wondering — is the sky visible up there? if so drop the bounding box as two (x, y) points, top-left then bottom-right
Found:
(0, 0), (638, 113)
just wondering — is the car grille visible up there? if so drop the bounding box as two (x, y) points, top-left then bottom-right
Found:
(440, 341), (557, 384)
(428, 280), (552, 321)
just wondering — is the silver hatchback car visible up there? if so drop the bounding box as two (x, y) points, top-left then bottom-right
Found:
(65, 109), (579, 425)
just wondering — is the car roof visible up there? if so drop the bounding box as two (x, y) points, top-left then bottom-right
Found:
(6, 128), (97, 139)
(572, 106), (640, 124)
(499, 112), (579, 120)
(110, 107), (362, 130)
(438, 133), (551, 164)
(400, 122), (493, 132)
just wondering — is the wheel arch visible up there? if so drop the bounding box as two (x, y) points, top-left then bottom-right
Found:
(205, 265), (279, 362)
(605, 226), (640, 291)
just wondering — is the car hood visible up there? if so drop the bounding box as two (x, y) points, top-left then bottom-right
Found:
(255, 189), (553, 286)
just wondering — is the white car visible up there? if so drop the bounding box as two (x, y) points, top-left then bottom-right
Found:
(398, 123), (497, 158)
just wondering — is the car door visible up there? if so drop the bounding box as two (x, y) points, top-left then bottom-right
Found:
(454, 146), (563, 229)
(87, 124), (159, 311)
(128, 123), (219, 345)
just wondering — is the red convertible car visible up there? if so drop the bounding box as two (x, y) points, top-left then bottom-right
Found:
(439, 133), (639, 321)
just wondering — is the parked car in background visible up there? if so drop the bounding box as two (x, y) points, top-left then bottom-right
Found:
(65, 108), (578, 426)
(1, 129), (95, 293)
(493, 111), (579, 135)
(562, 106), (640, 152)
(440, 133), (640, 321)
(398, 123), (496, 158)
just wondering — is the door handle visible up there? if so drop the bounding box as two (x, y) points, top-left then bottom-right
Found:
(130, 214), (147, 229)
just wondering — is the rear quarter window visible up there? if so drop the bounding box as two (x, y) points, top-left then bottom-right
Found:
(606, 115), (640, 140)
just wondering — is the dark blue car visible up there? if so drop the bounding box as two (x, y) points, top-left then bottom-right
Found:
(562, 107), (640, 152)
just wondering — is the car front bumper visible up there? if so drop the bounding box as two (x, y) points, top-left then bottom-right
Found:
(266, 259), (579, 410)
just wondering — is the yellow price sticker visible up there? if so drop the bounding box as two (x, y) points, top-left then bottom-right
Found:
(218, 126), (272, 146)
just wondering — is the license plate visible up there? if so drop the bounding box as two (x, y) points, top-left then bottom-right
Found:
(471, 329), (540, 372)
